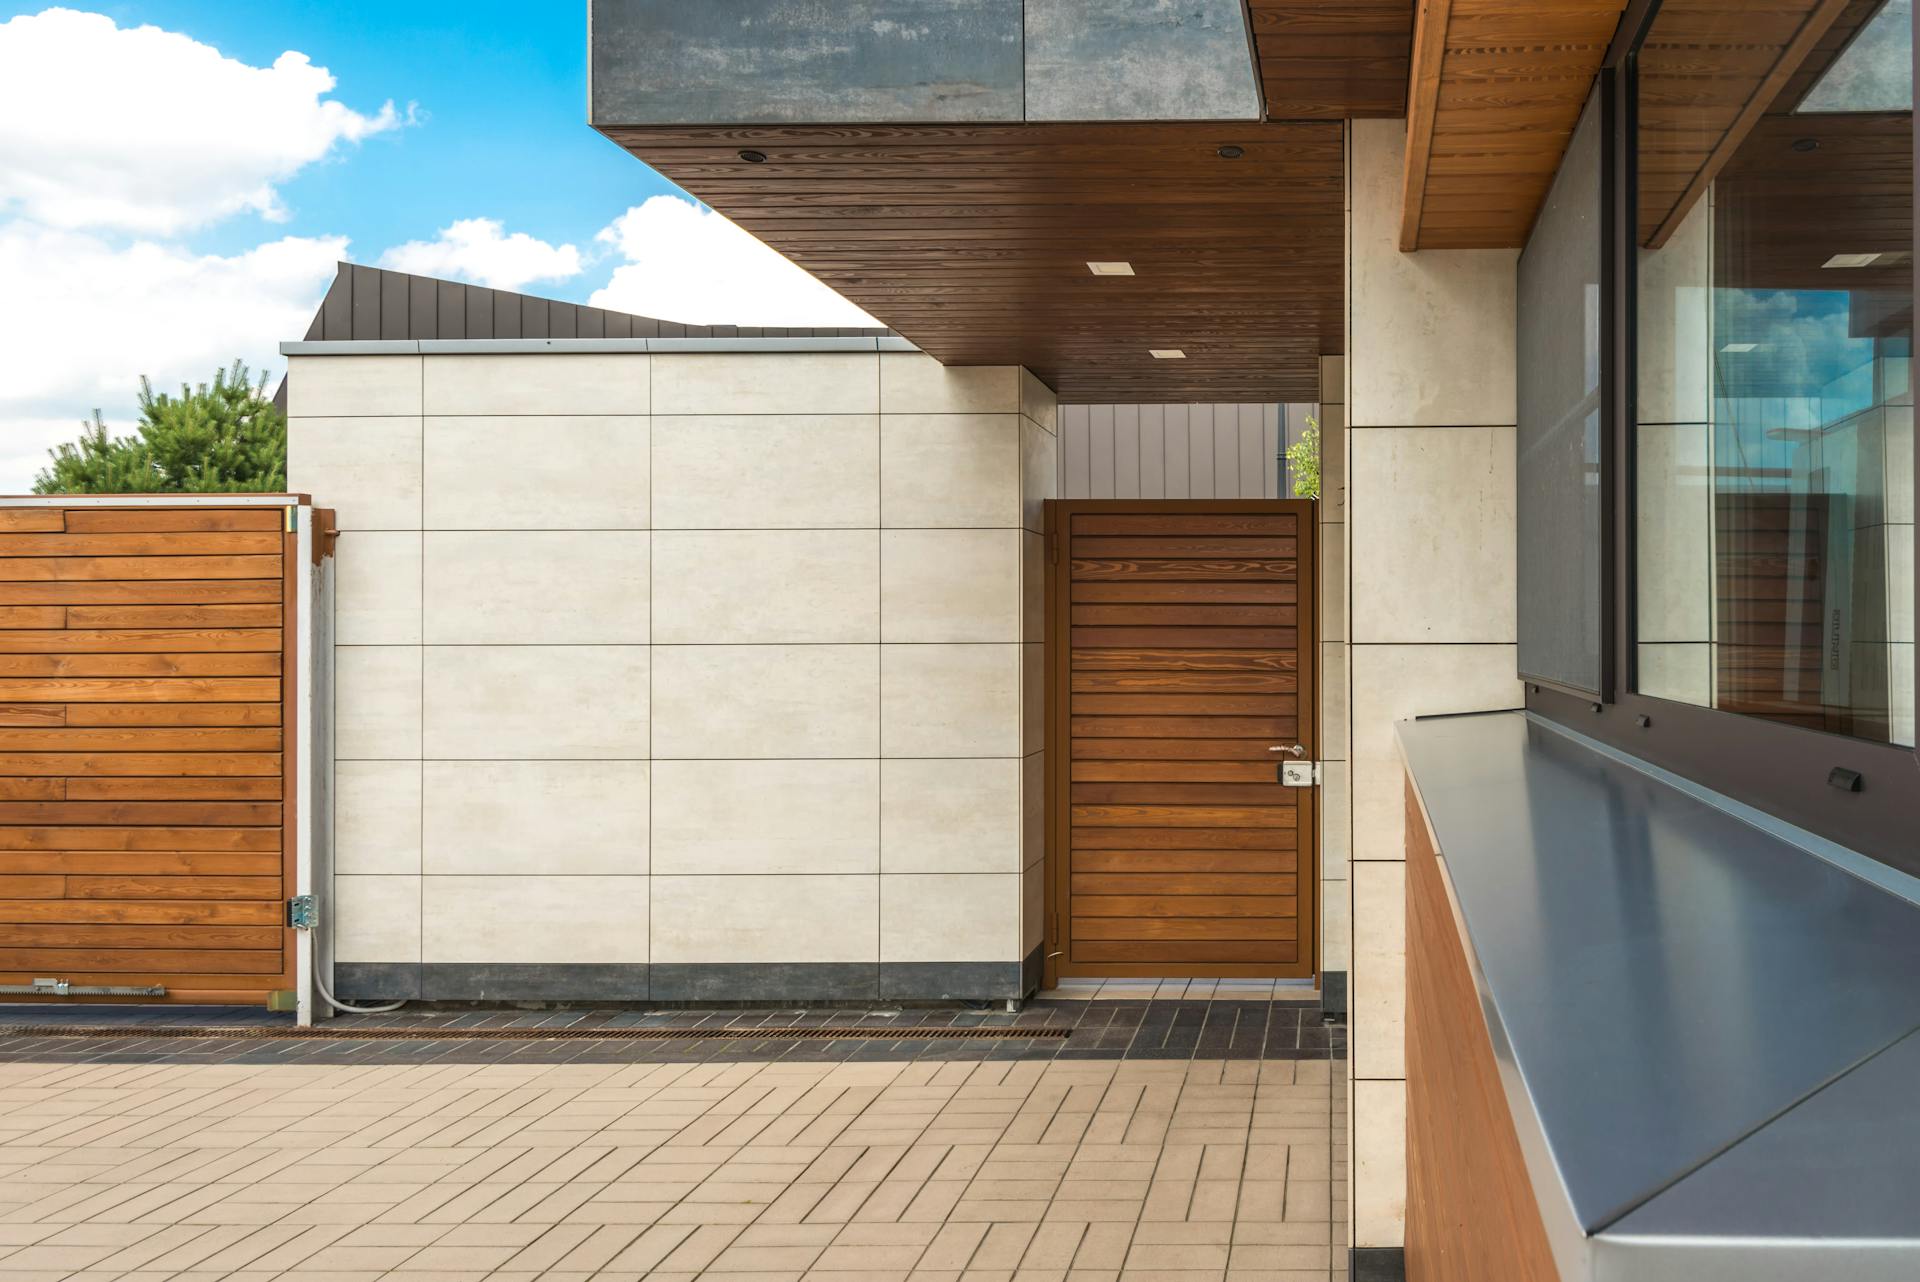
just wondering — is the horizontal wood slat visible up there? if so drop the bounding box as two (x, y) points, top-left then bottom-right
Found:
(0, 555), (281, 581)
(0, 533), (282, 556)
(62, 509), (284, 533)
(0, 753), (282, 776)
(1051, 503), (1316, 982)
(0, 504), (293, 1003)
(0, 678), (279, 703)
(0, 851), (282, 875)
(0, 654), (280, 677)
(0, 899), (282, 924)
(0, 629), (284, 653)
(0, 580), (282, 605)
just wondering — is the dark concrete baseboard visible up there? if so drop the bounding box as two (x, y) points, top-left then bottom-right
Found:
(334, 962), (423, 1000)
(334, 958), (1043, 1005)
(1321, 969), (1347, 1016)
(1351, 1246), (1406, 1281)
(424, 964), (650, 1002)
(649, 963), (876, 1003)
(879, 962), (1024, 1001)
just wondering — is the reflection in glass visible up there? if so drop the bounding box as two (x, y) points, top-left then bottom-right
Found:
(1519, 93), (1604, 693)
(1636, 0), (1914, 746)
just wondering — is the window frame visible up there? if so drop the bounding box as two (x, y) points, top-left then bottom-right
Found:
(1525, 0), (1920, 873)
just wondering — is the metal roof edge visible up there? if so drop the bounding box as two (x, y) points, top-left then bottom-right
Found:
(282, 337), (923, 356)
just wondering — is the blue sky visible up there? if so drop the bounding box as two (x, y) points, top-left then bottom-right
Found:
(62, 0), (682, 296)
(0, 2), (871, 489)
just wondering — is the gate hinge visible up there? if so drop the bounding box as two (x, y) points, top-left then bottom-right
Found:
(287, 895), (318, 929)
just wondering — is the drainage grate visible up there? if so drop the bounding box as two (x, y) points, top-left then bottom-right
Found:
(0, 1023), (1073, 1042)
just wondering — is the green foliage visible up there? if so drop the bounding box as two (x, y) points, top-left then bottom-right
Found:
(34, 361), (287, 494)
(1285, 414), (1321, 499)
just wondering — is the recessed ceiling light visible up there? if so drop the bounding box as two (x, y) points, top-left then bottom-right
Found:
(1087, 261), (1135, 276)
(737, 149), (768, 164)
(1823, 252), (1881, 268)
(1217, 145), (1244, 159)
(1792, 137), (1820, 152)
(1149, 349), (1186, 359)
(1720, 342), (1759, 353)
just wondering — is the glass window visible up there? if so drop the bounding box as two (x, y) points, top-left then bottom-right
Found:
(1635, 0), (1914, 746)
(1519, 91), (1605, 693)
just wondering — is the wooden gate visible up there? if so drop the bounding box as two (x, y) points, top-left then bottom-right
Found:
(1044, 500), (1316, 980)
(0, 500), (303, 1005)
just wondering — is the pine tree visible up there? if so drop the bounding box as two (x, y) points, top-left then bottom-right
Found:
(34, 361), (287, 494)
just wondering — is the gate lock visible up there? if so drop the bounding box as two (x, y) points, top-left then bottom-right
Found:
(1270, 744), (1320, 787)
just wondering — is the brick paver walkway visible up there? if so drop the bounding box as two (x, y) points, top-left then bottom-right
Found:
(0, 1055), (1345, 1280)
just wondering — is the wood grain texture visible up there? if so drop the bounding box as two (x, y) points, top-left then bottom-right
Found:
(598, 123), (1342, 402)
(1248, 0), (1417, 118)
(1406, 778), (1561, 1281)
(0, 504), (294, 1002)
(1047, 501), (1317, 983)
(1402, 0), (1627, 250)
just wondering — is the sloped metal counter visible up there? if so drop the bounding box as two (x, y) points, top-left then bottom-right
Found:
(1398, 711), (1920, 1282)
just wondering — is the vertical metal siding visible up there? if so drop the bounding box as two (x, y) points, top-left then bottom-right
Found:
(1057, 403), (1313, 500)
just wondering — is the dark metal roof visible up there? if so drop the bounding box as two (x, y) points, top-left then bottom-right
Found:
(303, 261), (894, 342)
(273, 262), (896, 413)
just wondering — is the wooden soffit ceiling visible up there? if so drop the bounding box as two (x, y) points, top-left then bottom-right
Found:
(1400, 0), (1630, 250)
(603, 123), (1344, 403)
(1247, 0), (1418, 119)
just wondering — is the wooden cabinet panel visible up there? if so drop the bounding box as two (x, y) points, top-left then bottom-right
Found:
(1406, 778), (1560, 1281)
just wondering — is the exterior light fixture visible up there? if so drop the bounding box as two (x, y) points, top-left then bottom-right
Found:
(1822, 252), (1881, 268)
(1149, 349), (1187, 359)
(738, 149), (768, 163)
(1217, 145), (1244, 159)
(1087, 261), (1135, 276)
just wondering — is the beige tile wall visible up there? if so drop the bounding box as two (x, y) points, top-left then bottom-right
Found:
(1342, 119), (1526, 1252)
(290, 348), (1057, 991)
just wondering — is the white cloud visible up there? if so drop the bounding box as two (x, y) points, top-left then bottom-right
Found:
(589, 195), (880, 328)
(379, 218), (583, 291)
(0, 224), (344, 492)
(0, 7), (401, 234)
(0, 419), (109, 496)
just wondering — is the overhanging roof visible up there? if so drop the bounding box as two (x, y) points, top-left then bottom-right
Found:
(600, 123), (1344, 404)
(587, 1), (1401, 403)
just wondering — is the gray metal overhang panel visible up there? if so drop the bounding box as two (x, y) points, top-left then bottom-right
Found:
(1593, 1027), (1920, 1281)
(1398, 712), (1920, 1236)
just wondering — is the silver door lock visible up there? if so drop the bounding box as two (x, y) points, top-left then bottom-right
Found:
(1270, 744), (1318, 787)
(1281, 760), (1320, 787)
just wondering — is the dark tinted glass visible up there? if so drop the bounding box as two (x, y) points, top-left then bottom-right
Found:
(1635, 0), (1914, 746)
(1519, 91), (1606, 692)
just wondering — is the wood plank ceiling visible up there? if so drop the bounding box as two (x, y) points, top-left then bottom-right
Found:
(1400, 0), (1630, 250)
(605, 123), (1344, 403)
(1247, 0), (1417, 119)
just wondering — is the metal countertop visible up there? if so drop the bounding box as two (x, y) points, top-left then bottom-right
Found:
(1397, 711), (1920, 1281)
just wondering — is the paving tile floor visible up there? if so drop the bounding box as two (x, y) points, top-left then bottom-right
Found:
(0, 1051), (1348, 1281)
